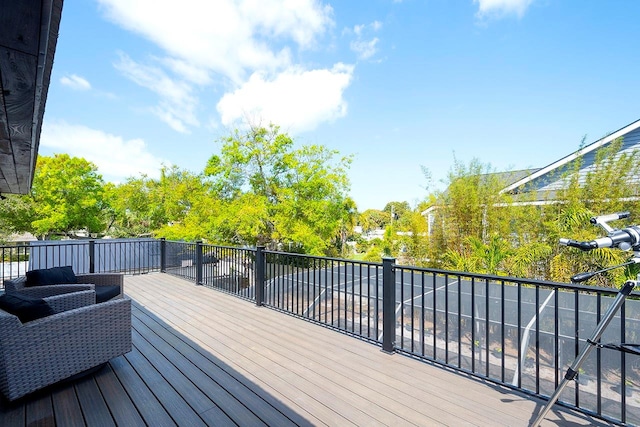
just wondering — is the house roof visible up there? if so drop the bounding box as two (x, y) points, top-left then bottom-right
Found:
(0, 0), (64, 194)
(500, 118), (640, 197)
(421, 118), (640, 215)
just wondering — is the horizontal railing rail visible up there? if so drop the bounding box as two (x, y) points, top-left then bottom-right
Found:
(3, 238), (638, 424)
(0, 238), (160, 288)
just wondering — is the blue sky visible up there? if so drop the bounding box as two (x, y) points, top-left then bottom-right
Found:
(41, 0), (640, 211)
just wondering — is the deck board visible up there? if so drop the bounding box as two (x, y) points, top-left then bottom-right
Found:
(73, 376), (114, 427)
(127, 276), (526, 426)
(124, 274), (606, 427)
(93, 364), (145, 427)
(131, 318), (254, 426)
(132, 309), (289, 427)
(123, 346), (207, 427)
(25, 394), (54, 426)
(107, 356), (176, 427)
(0, 273), (613, 426)
(51, 386), (84, 427)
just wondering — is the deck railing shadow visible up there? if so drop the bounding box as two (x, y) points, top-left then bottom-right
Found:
(127, 300), (315, 426)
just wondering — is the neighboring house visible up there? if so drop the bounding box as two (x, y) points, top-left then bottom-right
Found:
(353, 226), (386, 241)
(7, 233), (37, 243)
(502, 118), (640, 202)
(422, 118), (640, 231)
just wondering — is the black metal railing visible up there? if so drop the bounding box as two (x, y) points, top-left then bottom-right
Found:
(162, 241), (257, 299)
(163, 240), (199, 282)
(0, 238), (160, 288)
(390, 264), (640, 425)
(201, 243), (255, 300)
(3, 238), (638, 425)
(258, 251), (638, 425)
(261, 249), (383, 342)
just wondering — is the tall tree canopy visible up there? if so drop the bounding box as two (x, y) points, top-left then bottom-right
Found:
(106, 166), (211, 240)
(29, 154), (106, 239)
(423, 139), (640, 286)
(204, 124), (353, 255)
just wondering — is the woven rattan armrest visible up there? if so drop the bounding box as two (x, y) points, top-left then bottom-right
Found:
(44, 290), (96, 313)
(3, 276), (27, 292)
(4, 272), (124, 297)
(12, 284), (94, 299)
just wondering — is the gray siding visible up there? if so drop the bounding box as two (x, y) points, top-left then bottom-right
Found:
(519, 126), (640, 197)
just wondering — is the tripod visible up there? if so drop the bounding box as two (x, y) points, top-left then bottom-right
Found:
(531, 279), (637, 426)
(532, 212), (640, 426)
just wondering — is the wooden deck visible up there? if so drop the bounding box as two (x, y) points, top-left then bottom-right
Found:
(0, 273), (611, 426)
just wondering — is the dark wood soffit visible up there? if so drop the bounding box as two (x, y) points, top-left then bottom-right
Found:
(0, 0), (63, 194)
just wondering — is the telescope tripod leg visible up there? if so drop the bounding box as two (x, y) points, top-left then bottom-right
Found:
(531, 280), (636, 427)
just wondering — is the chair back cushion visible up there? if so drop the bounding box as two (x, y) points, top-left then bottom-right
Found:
(0, 293), (55, 323)
(26, 266), (78, 287)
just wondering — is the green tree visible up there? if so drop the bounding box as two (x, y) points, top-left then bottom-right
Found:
(383, 201), (410, 225)
(333, 197), (358, 257)
(29, 154), (107, 239)
(358, 209), (388, 233)
(0, 194), (36, 242)
(204, 124), (353, 255)
(108, 166), (210, 239)
(427, 139), (640, 285)
(105, 178), (154, 237)
(445, 235), (512, 275)
(397, 209), (429, 266)
(541, 140), (640, 286)
(427, 158), (514, 268)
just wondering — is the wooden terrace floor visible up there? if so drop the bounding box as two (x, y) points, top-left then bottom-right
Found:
(0, 273), (610, 426)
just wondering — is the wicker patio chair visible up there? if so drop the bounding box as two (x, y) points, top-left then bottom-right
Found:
(0, 289), (132, 401)
(4, 272), (124, 301)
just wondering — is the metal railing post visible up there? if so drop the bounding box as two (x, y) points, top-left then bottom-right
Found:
(88, 240), (95, 273)
(160, 238), (166, 273)
(255, 246), (265, 306)
(382, 256), (396, 354)
(196, 241), (203, 285)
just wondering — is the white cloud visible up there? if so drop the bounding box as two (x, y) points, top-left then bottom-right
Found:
(60, 74), (91, 90)
(351, 38), (380, 61)
(348, 21), (382, 60)
(217, 63), (354, 133)
(41, 121), (166, 181)
(161, 58), (212, 85)
(114, 53), (199, 133)
(474, 0), (534, 19)
(97, 0), (356, 134)
(98, 0), (333, 84)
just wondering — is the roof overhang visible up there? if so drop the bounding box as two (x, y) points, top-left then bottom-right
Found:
(0, 0), (63, 194)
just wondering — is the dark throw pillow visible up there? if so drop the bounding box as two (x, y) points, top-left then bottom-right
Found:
(0, 293), (55, 323)
(26, 266), (78, 287)
(95, 286), (120, 304)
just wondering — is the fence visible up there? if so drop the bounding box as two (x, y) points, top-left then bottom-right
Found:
(0, 239), (160, 286)
(1, 238), (638, 425)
